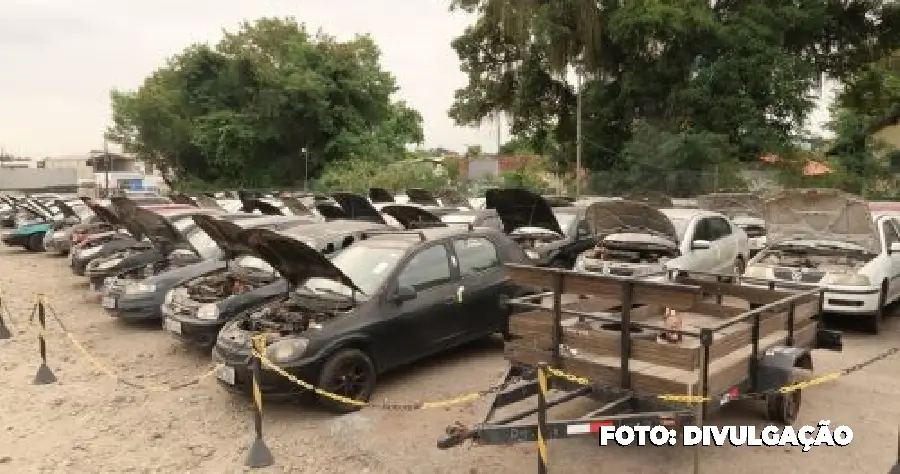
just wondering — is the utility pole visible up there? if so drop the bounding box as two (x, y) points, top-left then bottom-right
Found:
(496, 111), (502, 155)
(302, 147), (309, 191)
(575, 72), (583, 198)
(103, 138), (110, 196)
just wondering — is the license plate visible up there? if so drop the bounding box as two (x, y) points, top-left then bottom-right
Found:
(216, 365), (235, 385)
(101, 296), (116, 309)
(164, 318), (182, 335)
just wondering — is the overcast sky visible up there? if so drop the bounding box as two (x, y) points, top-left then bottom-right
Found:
(0, 0), (506, 157)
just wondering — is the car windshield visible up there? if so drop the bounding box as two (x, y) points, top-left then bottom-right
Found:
(553, 211), (577, 236)
(299, 244), (407, 299)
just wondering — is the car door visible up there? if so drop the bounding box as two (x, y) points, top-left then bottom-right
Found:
(708, 216), (738, 273)
(382, 243), (461, 365)
(881, 218), (900, 301)
(450, 236), (509, 338)
(682, 217), (718, 273)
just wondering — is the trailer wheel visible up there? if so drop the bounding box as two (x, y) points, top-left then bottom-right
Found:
(316, 348), (376, 414)
(765, 368), (807, 424)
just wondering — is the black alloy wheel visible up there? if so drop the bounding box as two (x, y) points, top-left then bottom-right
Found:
(317, 348), (376, 413)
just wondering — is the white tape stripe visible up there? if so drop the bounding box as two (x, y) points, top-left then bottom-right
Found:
(567, 424), (591, 435)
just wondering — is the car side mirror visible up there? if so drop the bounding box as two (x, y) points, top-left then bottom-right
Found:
(691, 239), (711, 250)
(389, 285), (417, 304)
(890, 242), (900, 254)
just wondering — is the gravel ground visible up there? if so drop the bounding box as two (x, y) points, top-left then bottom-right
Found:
(0, 246), (898, 473)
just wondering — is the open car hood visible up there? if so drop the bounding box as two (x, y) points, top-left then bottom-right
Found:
(85, 201), (122, 226)
(242, 228), (363, 293)
(405, 188), (440, 207)
(112, 197), (188, 253)
(485, 188), (564, 236)
(281, 196), (314, 216)
(109, 197), (148, 239)
(381, 205), (445, 229)
(584, 200), (678, 243)
(764, 188), (876, 252)
(192, 214), (252, 259)
(330, 192), (386, 224)
(194, 195), (224, 210)
(368, 187), (394, 204)
(436, 188), (470, 208)
(54, 199), (82, 219)
(622, 192), (673, 208)
(315, 202), (349, 220)
(697, 193), (763, 219)
(170, 193), (198, 207)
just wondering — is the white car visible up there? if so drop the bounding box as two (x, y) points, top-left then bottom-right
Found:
(741, 188), (898, 334)
(573, 201), (750, 280)
(697, 192), (767, 256)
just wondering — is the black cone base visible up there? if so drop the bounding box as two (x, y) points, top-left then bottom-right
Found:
(245, 437), (273, 468)
(0, 321), (10, 340)
(33, 363), (56, 385)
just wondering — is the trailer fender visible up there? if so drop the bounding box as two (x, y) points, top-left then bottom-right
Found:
(756, 346), (813, 392)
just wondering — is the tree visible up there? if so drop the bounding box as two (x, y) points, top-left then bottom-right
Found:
(449, 0), (900, 177)
(106, 17), (424, 189)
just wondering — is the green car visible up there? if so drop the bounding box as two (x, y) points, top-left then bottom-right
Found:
(2, 221), (53, 251)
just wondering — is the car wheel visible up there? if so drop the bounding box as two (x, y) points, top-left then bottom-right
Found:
(316, 348), (376, 414)
(868, 280), (888, 335)
(27, 233), (45, 252)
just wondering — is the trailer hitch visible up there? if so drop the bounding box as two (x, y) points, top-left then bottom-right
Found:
(437, 422), (473, 449)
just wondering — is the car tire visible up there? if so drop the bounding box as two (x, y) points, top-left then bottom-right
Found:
(27, 232), (45, 252)
(764, 367), (807, 424)
(868, 280), (888, 335)
(316, 348), (377, 414)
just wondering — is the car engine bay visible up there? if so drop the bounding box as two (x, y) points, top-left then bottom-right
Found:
(236, 294), (351, 335)
(755, 246), (872, 271)
(581, 241), (679, 264)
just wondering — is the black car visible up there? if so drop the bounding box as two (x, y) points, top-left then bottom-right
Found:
(101, 215), (312, 321)
(486, 188), (596, 268)
(162, 219), (391, 349)
(212, 225), (529, 412)
(86, 199), (251, 290)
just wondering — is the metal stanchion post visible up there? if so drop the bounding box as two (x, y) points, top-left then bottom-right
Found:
(33, 297), (56, 384)
(0, 293), (11, 340)
(245, 335), (273, 468)
(537, 362), (549, 474)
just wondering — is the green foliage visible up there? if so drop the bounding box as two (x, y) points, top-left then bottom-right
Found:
(315, 158), (449, 194)
(449, 0), (900, 177)
(106, 17), (423, 188)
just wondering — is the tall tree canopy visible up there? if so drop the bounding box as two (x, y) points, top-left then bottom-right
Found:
(107, 17), (423, 188)
(449, 0), (900, 178)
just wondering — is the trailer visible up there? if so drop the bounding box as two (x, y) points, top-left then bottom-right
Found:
(438, 265), (843, 450)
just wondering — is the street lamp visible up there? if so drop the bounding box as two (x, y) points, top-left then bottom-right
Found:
(302, 147), (309, 191)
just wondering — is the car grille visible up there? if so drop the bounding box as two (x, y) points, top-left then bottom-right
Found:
(773, 268), (825, 283)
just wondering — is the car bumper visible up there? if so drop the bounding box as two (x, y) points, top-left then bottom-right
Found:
(2, 234), (26, 246)
(45, 238), (71, 254)
(161, 310), (223, 348)
(102, 292), (162, 321)
(212, 346), (323, 399)
(743, 281), (880, 314)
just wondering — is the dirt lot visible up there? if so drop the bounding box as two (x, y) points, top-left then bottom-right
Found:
(0, 246), (899, 473)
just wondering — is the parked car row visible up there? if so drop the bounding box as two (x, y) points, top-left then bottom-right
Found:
(11, 186), (886, 415)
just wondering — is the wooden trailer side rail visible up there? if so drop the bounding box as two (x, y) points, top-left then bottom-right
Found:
(504, 264), (824, 399)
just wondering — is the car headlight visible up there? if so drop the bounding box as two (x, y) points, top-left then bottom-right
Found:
(163, 290), (174, 305)
(823, 273), (871, 286)
(196, 304), (219, 320)
(742, 265), (769, 279)
(96, 258), (123, 269)
(265, 339), (309, 364)
(525, 249), (539, 259)
(125, 282), (156, 294)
